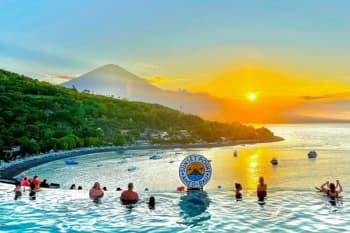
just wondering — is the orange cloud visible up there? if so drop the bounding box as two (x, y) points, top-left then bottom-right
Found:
(192, 64), (349, 99)
(145, 76), (189, 85)
(44, 74), (79, 84)
(188, 63), (350, 123)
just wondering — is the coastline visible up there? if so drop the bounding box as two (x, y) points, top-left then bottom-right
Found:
(0, 136), (283, 178)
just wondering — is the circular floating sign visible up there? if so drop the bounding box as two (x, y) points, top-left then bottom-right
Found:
(179, 154), (212, 189)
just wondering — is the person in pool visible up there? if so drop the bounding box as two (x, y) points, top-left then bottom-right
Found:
(21, 177), (30, 187)
(32, 176), (41, 191)
(14, 180), (22, 200)
(89, 182), (104, 200)
(235, 183), (242, 200)
(317, 180), (343, 206)
(29, 182), (36, 200)
(70, 184), (76, 190)
(257, 176), (267, 202)
(148, 196), (155, 209)
(120, 183), (139, 204)
(40, 179), (50, 188)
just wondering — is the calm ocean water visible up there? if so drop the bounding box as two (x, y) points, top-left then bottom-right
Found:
(1, 124), (350, 232)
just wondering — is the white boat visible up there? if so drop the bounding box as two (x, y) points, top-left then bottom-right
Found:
(270, 157), (278, 165)
(308, 151), (317, 158)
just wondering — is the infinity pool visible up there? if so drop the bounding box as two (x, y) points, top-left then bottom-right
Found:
(0, 183), (349, 233)
(2, 124), (350, 232)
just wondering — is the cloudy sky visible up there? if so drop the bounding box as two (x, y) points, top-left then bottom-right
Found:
(1, 0), (350, 122)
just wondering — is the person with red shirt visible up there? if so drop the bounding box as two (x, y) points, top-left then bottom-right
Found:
(32, 176), (41, 191)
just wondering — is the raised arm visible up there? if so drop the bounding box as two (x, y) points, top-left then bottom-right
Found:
(320, 181), (329, 192)
(336, 180), (343, 193)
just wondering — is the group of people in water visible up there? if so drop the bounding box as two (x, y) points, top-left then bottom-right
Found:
(12, 173), (44, 200)
(69, 184), (83, 190)
(10, 173), (342, 208)
(234, 176), (267, 204)
(88, 182), (155, 209)
(233, 176), (342, 206)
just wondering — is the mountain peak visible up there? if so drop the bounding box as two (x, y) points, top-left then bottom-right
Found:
(93, 64), (132, 74)
(98, 64), (123, 70)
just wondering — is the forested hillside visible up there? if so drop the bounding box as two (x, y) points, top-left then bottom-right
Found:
(0, 69), (275, 159)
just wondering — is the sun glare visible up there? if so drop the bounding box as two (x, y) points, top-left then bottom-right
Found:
(248, 92), (256, 101)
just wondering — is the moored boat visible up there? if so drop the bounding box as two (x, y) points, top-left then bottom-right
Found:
(308, 150), (317, 159)
(270, 157), (278, 165)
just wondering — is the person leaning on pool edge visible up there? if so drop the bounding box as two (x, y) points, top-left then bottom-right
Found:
(120, 183), (139, 204)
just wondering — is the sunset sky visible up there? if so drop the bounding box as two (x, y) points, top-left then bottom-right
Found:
(1, 0), (350, 122)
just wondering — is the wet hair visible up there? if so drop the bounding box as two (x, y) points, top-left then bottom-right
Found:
(78, 186), (82, 190)
(116, 187), (122, 191)
(235, 183), (242, 189)
(33, 176), (38, 179)
(70, 184), (76, 189)
(144, 188), (149, 191)
(329, 183), (336, 191)
(103, 187), (107, 191)
(128, 183), (133, 189)
(92, 182), (100, 189)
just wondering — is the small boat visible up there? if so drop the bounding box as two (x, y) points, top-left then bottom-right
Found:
(270, 158), (278, 165)
(308, 151), (317, 159)
(150, 154), (161, 160)
(233, 150), (238, 157)
(65, 160), (78, 165)
(127, 166), (137, 172)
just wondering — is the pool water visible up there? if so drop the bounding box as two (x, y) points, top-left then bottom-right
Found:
(0, 183), (349, 233)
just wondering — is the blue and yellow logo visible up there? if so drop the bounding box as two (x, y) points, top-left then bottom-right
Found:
(179, 154), (212, 189)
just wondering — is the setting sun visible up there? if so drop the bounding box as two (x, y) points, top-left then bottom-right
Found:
(248, 92), (256, 101)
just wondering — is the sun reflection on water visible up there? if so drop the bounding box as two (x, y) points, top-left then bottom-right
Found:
(209, 146), (275, 192)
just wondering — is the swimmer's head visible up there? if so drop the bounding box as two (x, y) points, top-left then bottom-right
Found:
(329, 183), (336, 191)
(93, 182), (101, 189)
(128, 183), (134, 190)
(259, 177), (264, 184)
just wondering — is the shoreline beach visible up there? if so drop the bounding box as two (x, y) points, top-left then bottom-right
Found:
(0, 136), (283, 178)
